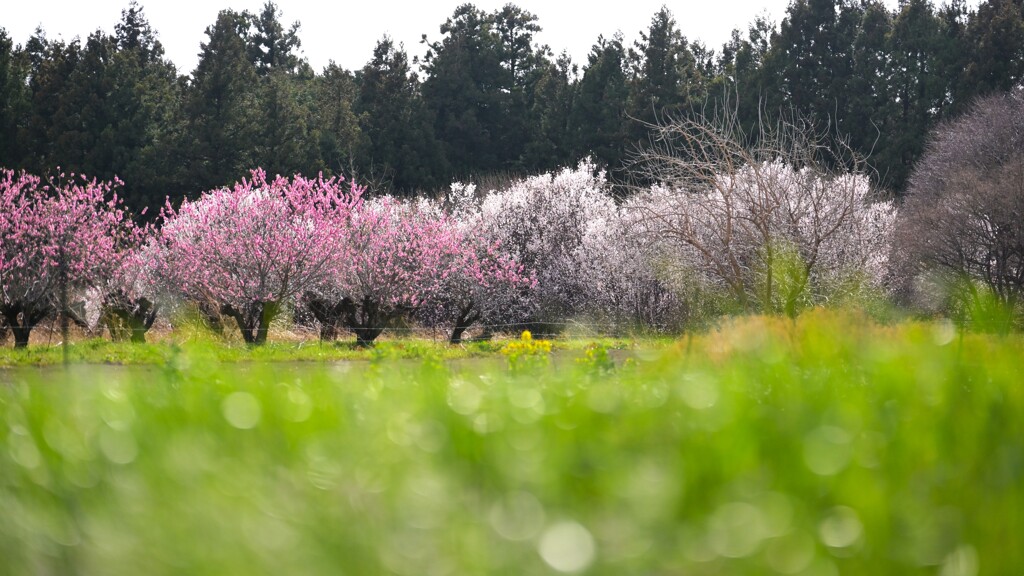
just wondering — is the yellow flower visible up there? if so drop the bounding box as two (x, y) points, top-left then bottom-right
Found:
(521, 330), (532, 342)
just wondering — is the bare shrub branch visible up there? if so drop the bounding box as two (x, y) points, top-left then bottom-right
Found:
(626, 108), (895, 316)
(898, 90), (1024, 315)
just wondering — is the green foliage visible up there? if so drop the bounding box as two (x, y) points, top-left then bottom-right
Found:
(569, 34), (629, 169)
(626, 7), (704, 136)
(947, 276), (1020, 334)
(574, 342), (616, 375)
(182, 10), (264, 191)
(1, 311), (1022, 574)
(758, 239), (812, 317)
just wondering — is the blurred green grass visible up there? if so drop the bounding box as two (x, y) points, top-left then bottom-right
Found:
(1, 309), (1021, 575)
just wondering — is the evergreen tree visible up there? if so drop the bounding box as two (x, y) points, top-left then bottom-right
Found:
(314, 63), (362, 178)
(570, 34), (630, 170)
(627, 7), (700, 133)
(70, 4), (180, 211)
(523, 52), (574, 171)
(256, 69), (321, 177)
(422, 3), (552, 178)
(241, 3), (321, 177)
(492, 4), (548, 169)
(248, 1), (305, 76)
(935, 0), (970, 113)
(355, 37), (445, 194)
(885, 0), (946, 190)
(0, 29), (30, 168)
(421, 4), (503, 177)
(716, 17), (776, 136)
(115, 1), (161, 60)
(764, 0), (860, 127)
(963, 0), (1024, 95)
(845, 1), (894, 182)
(20, 30), (81, 175)
(182, 9), (261, 192)
(110, 2), (183, 211)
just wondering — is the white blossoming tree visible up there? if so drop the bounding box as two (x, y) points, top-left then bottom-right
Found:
(629, 113), (897, 317)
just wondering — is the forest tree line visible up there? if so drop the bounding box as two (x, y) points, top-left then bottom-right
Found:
(1, 0), (1023, 213)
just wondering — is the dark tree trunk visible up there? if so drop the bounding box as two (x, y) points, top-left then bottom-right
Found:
(303, 294), (411, 346)
(302, 292), (347, 341)
(449, 302), (480, 345)
(339, 296), (409, 346)
(254, 301), (277, 345)
(11, 326), (31, 348)
(221, 301), (279, 345)
(103, 291), (159, 343)
(0, 302), (50, 349)
(196, 300), (225, 334)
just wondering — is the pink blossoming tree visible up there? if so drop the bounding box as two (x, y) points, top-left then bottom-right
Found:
(97, 233), (163, 343)
(413, 187), (535, 343)
(0, 169), (134, 348)
(305, 197), (470, 346)
(158, 169), (359, 345)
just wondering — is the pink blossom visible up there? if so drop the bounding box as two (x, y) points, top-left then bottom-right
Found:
(0, 169), (135, 347)
(158, 169), (360, 344)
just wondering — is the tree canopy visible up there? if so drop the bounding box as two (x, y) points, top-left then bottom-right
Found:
(1, 0), (1022, 210)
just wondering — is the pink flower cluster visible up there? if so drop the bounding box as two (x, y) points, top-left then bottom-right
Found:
(156, 169), (532, 344)
(0, 169), (136, 347)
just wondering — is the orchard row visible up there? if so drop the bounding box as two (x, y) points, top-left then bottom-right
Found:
(4, 95), (1021, 347)
(0, 162), (893, 347)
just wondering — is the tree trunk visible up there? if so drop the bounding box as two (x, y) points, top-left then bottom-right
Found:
(1, 302), (49, 349)
(103, 292), (159, 344)
(197, 300), (225, 334)
(354, 326), (385, 347)
(253, 301), (278, 346)
(222, 301), (279, 345)
(220, 304), (255, 344)
(132, 298), (159, 343)
(12, 325), (31, 348)
(303, 292), (346, 342)
(340, 296), (407, 347)
(449, 303), (480, 345)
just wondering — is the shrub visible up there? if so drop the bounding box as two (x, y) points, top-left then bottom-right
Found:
(629, 113), (896, 318)
(897, 90), (1024, 324)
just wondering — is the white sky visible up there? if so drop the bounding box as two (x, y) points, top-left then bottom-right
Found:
(4, 0), (890, 75)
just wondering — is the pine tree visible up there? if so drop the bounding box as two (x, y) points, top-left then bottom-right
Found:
(523, 52), (575, 171)
(963, 0), (1024, 95)
(355, 37), (445, 194)
(0, 29), (30, 168)
(627, 7), (700, 133)
(248, 1), (304, 76)
(182, 9), (261, 192)
(421, 4), (503, 177)
(313, 63), (362, 179)
(570, 34), (630, 170)
(885, 0), (946, 190)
